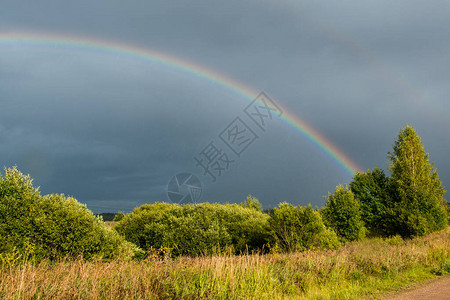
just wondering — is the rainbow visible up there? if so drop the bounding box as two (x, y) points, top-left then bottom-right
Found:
(0, 31), (362, 176)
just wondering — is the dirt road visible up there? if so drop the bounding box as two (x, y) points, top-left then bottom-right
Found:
(386, 276), (450, 300)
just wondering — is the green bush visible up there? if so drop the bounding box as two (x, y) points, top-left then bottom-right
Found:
(447, 202), (450, 222)
(115, 202), (272, 256)
(0, 167), (41, 259)
(269, 202), (340, 252)
(321, 185), (366, 242)
(0, 167), (138, 262)
(113, 211), (125, 222)
(349, 167), (391, 236)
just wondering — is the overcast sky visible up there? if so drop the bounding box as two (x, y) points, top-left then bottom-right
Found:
(1, 1), (449, 212)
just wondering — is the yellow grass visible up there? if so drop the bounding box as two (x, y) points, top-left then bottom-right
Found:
(103, 221), (117, 230)
(1, 227), (449, 299)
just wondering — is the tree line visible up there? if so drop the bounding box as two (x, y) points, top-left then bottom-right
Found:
(0, 125), (448, 261)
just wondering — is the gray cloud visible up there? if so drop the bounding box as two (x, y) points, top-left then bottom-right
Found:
(1, 1), (449, 212)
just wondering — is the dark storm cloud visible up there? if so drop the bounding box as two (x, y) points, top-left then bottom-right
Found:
(1, 0), (449, 212)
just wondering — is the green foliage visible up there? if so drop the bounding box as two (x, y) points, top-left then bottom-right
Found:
(0, 166), (41, 258)
(96, 213), (116, 222)
(240, 194), (263, 212)
(113, 211), (125, 222)
(387, 125), (448, 237)
(269, 202), (340, 252)
(322, 185), (366, 242)
(350, 167), (391, 236)
(0, 167), (137, 262)
(384, 235), (404, 246)
(1, 124), (446, 264)
(447, 202), (450, 221)
(115, 202), (272, 257)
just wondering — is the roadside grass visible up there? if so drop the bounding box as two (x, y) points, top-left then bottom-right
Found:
(1, 227), (448, 299)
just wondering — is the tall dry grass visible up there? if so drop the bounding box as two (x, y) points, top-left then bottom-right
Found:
(1, 228), (449, 299)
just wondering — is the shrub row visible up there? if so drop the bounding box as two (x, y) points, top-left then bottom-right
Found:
(114, 199), (341, 257)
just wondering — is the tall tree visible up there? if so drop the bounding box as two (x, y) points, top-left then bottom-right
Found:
(388, 125), (447, 237)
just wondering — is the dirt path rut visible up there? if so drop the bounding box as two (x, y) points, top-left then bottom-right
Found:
(385, 276), (450, 300)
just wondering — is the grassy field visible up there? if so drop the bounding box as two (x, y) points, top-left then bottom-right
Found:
(1, 227), (449, 299)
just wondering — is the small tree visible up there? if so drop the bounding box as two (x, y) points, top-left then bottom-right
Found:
(388, 125), (447, 237)
(269, 202), (339, 252)
(241, 194), (262, 212)
(322, 185), (366, 242)
(349, 167), (391, 236)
